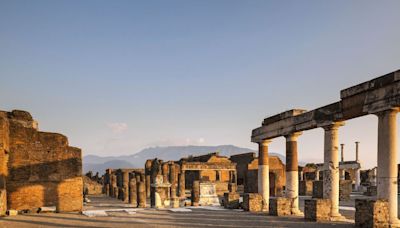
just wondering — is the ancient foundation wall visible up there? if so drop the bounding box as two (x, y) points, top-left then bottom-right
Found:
(2, 110), (83, 212)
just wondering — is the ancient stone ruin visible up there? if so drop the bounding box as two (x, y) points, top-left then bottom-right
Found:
(0, 110), (83, 215)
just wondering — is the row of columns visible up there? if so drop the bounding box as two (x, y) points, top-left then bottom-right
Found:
(257, 109), (399, 225)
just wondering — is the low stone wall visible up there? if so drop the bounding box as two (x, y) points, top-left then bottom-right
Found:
(339, 180), (352, 201)
(243, 193), (262, 212)
(312, 181), (323, 198)
(365, 186), (377, 196)
(304, 199), (331, 221)
(269, 197), (291, 216)
(355, 199), (389, 228)
(299, 180), (313, 196)
(223, 192), (240, 209)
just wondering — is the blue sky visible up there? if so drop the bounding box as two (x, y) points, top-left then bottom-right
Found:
(1, 0), (400, 168)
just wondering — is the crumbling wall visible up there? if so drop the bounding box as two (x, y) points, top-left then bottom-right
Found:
(2, 110), (83, 212)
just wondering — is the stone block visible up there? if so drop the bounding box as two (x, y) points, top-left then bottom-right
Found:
(355, 199), (389, 228)
(304, 199), (331, 221)
(365, 186), (377, 196)
(339, 180), (352, 201)
(223, 192), (240, 209)
(269, 197), (291, 216)
(243, 193), (262, 212)
(312, 181), (323, 198)
(299, 180), (313, 196)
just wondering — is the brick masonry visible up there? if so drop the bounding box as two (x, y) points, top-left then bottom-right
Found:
(304, 199), (332, 221)
(0, 110), (83, 212)
(339, 180), (352, 201)
(355, 199), (389, 228)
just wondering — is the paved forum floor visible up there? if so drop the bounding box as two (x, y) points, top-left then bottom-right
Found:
(0, 195), (357, 228)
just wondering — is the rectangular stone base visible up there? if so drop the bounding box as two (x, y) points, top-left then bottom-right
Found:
(299, 180), (313, 196)
(224, 193), (240, 209)
(243, 193), (262, 212)
(304, 199), (331, 221)
(355, 199), (389, 228)
(269, 197), (291, 216)
(339, 180), (352, 201)
(312, 181), (323, 199)
(364, 186), (377, 196)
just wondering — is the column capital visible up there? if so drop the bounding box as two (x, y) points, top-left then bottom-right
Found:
(320, 121), (345, 131)
(285, 132), (302, 141)
(259, 139), (272, 146)
(373, 107), (399, 117)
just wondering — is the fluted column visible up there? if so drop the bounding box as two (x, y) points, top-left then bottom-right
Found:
(376, 109), (399, 225)
(322, 122), (344, 219)
(285, 132), (302, 215)
(258, 139), (271, 211)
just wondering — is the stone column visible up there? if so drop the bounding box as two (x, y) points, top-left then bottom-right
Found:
(315, 170), (320, 181)
(258, 139), (271, 211)
(169, 163), (177, 198)
(122, 171), (130, 202)
(191, 180), (200, 206)
(129, 178), (137, 206)
(178, 170), (185, 198)
(137, 181), (146, 208)
(162, 163), (169, 183)
(371, 168), (377, 186)
(111, 174), (117, 198)
(322, 122), (344, 219)
(376, 109), (399, 225)
(285, 132), (302, 215)
(355, 142), (361, 191)
(146, 175), (151, 198)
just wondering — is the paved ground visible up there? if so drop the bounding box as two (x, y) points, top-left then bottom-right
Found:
(0, 195), (357, 228)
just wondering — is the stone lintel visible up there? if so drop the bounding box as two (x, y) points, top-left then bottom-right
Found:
(262, 109), (307, 126)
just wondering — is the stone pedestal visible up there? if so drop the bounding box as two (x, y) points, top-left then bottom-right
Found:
(199, 182), (220, 206)
(223, 192), (240, 209)
(312, 181), (323, 198)
(243, 193), (263, 212)
(304, 199), (332, 221)
(339, 180), (352, 201)
(151, 175), (171, 208)
(299, 180), (313, 196)
(355, 199), (389, 228)
(269, 197), (291, 216)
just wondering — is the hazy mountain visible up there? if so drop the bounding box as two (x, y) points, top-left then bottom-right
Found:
(83, 145), (289, 174)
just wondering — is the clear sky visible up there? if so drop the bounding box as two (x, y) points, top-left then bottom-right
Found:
(1, 0), (400, 169)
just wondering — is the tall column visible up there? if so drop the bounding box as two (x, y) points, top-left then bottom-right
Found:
(315, 170), (320, 181)
(169, 163), (177, 198)
(354, 142), (361, 191)
(285, 132), (302, 215)
(258, 139), (271, 211)
(122, 171), (130, 202)
(322, 122), (344, 219)
(376, 109), (399, 225)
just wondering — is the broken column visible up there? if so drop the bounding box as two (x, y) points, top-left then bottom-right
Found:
(322, 122), (344, 220)
(137, 181), (146, 208)
(376, 109), (399, 225)
(129, 177), (137, 206)
(122, 170), (130, 203)
(258, 139), (271, 211)
(191, 180), (200, 206)
(285, 132), (302, 215)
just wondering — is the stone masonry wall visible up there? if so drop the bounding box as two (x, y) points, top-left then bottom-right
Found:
(355, 199), (389, 228)
(1, 110), (83, 212)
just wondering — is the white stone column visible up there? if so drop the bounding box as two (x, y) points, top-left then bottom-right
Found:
(285, 132), (302, 215)
(258, 139), (271, 211)
(322, 122), (344, 219)
(315, 170), (320, 181)
(376, 109), (399, 225)
(355, 168), (361, 191)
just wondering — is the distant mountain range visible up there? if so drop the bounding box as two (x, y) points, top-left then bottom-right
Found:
(83, 145), (290, 174)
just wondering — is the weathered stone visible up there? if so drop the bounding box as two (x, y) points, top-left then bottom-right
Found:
(137, 182), (146, 208)
(223, 192), (240, 209)
(191, 180), (200, 206)
(312, 181), (324, 198)
(355, 199), (389, 228)
(269, 197), (292, 216)
(243, 193), (262, 212)
(129, 178), (137, 206)
(365, 186), (377, 196)
(339, 180), (352, 201)
(304, 199), (331, 221)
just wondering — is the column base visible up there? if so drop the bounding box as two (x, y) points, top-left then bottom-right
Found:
(291, 208), (303, 216)
(328, 213), (346, 222)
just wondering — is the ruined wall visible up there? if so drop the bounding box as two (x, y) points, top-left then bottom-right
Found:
(0, 112), (10, 215)
(2, 110), (83, 212)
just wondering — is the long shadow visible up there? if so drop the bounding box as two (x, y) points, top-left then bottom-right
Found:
(1, 217), (93, 228)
